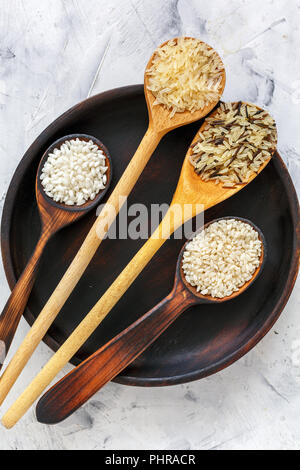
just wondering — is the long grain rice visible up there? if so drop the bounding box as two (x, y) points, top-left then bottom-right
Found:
(189, 102), (277, 187)
(146, 37), (224, 117)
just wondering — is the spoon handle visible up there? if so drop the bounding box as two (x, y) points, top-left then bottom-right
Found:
(0, 230), (52, 369)
(1, 205), (185, 429)
(0, 125), (163, 424)
(36, 283), (194, 424)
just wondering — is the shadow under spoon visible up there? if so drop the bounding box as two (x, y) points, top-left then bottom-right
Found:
(35, 216), (265, 425)
(0, 134), (112, 370)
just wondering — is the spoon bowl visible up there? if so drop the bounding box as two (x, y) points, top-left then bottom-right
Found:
(35, 216), (266, 425)
(178, 216), (266, 303)
(36, 133), (112, 215)
(171, 102), (275, 211)
(144, 37), (226, 135)
(0, 133), (112, 369)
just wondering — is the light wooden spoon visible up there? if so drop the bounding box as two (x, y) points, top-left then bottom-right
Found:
(0, 38), (225, 408)
(0, 134), (112, 371)
(35, 217), (265, 425)
(1, 104), (275, 429)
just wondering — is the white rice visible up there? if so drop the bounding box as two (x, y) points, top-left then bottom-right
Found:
(40, 138), (108, 205)
(189, 102), (277, 187)
(182, 219), (262, 298)
(146, 37), (224, 117)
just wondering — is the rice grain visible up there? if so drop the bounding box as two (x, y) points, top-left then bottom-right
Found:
(146, 37), (224, 117)
(189, 102), (277, 187)
(40, 138), (108, 206)
(182, 219), (262, 298)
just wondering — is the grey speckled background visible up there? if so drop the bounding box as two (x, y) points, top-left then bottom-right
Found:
(0, 0), (299, 450)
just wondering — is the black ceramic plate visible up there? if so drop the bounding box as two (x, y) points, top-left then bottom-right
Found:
(1, 85), (299, 386)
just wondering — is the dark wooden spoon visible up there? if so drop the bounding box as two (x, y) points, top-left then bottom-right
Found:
(0, 134), (112, 369)
(35, 216), (265, 425)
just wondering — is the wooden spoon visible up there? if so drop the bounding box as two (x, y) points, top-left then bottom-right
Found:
(0, 134), (112, 370)
(1, 103), (275, 429)
(0, 38), (225, 408)
(35, 216), (265, 425)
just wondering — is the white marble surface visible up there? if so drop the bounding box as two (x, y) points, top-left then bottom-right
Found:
(0, 0), (299, 450)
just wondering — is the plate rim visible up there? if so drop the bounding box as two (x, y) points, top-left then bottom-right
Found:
(1, 85), (300, 387)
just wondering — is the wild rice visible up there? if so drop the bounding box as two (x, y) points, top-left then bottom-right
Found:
(182, 219), (262, 298)
(40, 138), (108, 205)
(189, 102), (277, 187)
(146, 37), (224, 117)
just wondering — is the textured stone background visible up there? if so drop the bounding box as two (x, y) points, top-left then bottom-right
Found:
(0, 0), (299, 450)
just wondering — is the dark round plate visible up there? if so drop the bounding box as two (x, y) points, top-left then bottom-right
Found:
(1, 85), (299, 386)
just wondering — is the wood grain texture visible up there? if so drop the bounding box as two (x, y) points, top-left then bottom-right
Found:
(1, 86), (299, 393)
(0, 124), (162, 408)
(1, 106), (277, 428)
(0, 134), (112, 372)
(35, 217), (266, 425)
(0, 40), (226, 425)
(36, 282), (196, 424)
(5, 102), (270, 394)
(0, 0), (300, 451)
